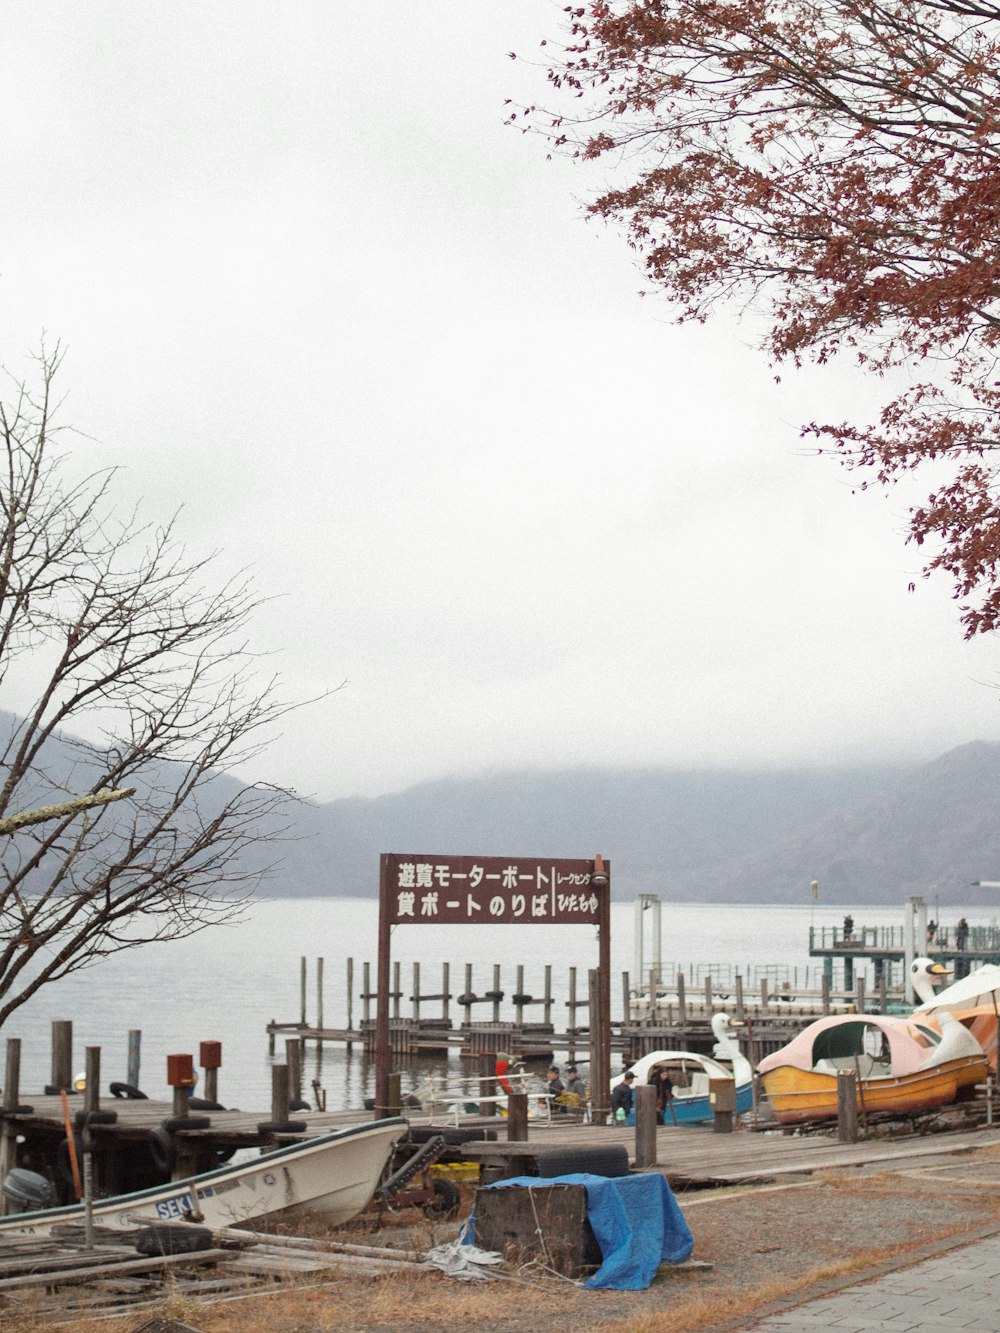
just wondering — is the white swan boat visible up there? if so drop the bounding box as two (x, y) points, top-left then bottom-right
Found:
(0, 1117), (407, 1235)
(611, 1013), (753, 1125)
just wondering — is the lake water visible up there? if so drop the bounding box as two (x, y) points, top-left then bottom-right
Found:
(4, 897), (989, 1111)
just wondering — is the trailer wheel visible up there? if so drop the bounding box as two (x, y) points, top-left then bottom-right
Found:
(423, 1177), (461, 1218)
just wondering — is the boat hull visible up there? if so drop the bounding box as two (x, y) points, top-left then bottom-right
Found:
(760, 1056), (986, 1124)
(625, 1080), (754, 1126)
(0, 1118), (406, 1235)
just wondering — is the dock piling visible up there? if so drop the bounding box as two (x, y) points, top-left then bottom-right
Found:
(0, 1038), (22, 1213)
(51, 1020), (72, 1094)
(127, 1029), (141, 1090)
(634, 1084), (657, 1168)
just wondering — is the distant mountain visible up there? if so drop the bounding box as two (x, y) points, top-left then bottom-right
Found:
(8, 704), (997, 906)
(683, 741), (1000, 906)
(276, 761), (908, 902)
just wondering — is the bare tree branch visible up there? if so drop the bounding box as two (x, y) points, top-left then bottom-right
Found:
(0, 787), (135, 836)
(0, 348), (304, 1025)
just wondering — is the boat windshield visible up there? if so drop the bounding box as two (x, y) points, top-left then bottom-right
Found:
(811, 1021), (887, 1062)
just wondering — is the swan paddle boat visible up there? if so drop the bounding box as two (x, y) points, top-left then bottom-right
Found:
(610, 1012), (753, 1126)
(757, 1010), (987, 1124)
(912, 956), (1000, 1073)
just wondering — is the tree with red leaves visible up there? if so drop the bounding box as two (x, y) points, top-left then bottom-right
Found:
(515, 1), (1000, 635)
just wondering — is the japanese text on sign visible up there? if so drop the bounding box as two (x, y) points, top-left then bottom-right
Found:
(381, 854), (606, 925)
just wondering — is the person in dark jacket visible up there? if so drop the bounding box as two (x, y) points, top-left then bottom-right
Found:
(610, 1070), (636, 1121)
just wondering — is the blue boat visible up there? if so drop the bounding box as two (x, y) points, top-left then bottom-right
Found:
(611, 1012), (754, 1126)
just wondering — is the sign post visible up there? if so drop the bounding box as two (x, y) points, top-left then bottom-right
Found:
(374, 852), (612, 1121)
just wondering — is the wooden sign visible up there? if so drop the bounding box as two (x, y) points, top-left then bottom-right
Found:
(381, 853), (602, 925)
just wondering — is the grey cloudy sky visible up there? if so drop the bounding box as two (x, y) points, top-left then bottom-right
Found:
(3, 1), (999, 802)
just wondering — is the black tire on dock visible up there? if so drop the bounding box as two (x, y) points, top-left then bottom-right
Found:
(536, 1144), (630, 1179)
(288, 1098), (312, 1113)
(161, 1115), (212, 1133)
(407, 1126), (497, 1147)
(134, 1223), (214, 1257)
(423, 1177), (461, 1218)
(189, 1096), (225, 1111)
(74, 1109), (118, 1130)
(109, 1082), (148, 1100)
(256, 1120), (308, 1135)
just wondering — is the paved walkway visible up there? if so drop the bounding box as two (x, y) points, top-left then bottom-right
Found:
(737, 1232), (1000, 1330)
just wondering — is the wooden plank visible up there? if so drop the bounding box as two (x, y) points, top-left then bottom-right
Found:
(0, 1246), (229, 1292)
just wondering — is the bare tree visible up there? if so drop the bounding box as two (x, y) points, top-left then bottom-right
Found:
(0, 348), (298, 1026)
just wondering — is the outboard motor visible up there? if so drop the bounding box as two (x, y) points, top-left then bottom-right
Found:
(2, 1167), (56, 1212)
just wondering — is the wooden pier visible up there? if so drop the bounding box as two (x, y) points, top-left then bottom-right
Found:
(267, 953), (901, 1067)
(809, 919), (1000, 989)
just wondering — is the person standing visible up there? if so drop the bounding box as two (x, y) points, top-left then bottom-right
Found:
(611, 1070), (635, 1122)
(956, 918), (970, 978)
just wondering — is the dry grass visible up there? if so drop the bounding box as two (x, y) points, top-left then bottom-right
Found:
(9, 1167), (1000, 1333)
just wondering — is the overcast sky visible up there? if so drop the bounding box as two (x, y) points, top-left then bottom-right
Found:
(3, 1), (999, 802)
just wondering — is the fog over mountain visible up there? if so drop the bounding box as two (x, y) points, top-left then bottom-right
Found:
(277, 745), (997, 906)
(6, 708), (997, 906)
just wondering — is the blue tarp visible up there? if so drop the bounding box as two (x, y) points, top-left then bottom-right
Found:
(474, 1172), (694, 1289)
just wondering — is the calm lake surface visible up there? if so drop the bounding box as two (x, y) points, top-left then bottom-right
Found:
(5, 897), (989, 1111)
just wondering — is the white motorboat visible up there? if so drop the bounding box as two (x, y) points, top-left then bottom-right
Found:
(0, 1117), (407, 1235)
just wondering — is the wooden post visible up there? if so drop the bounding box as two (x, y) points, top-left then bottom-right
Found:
(363, 960), (371, 1027)
(479, 1052), (497, 1117)
(346, 956), (354, 1051)
(167, 1053), (194, 1121)
(285, 1038), (302, 1104)
(375, 857), (392, 1116)
(317, 956), (324, 1034)
(543, 964), (552, 1027)
(856, 976), (866, 1014)
(387, 1072), (402, 1116)
(127, 1030), (142, 1090)
(507, 1092), (528, 1141)
(51, 1020), (73, 1093)
(734, 975), (745, 1022)
(300, 956), (307, 1026)
(413, 962), (421, 1022)
(393, 961), (401, 1019)
(648, 967), (659, 1023)
(676, 974), (687, 1026)
(271, 1063), (290, 1124)
(0, 1039), (22, 1212)
(821, 974), (831, 1015)
(442, 962), (450, 1024)
(514, 965), (525, 1025)
(759, 978), (769, 1012)
(200, 1041), (222, 1104)
(634, 1084), (657, 1169)
(879, 968), (888, 1015)
(598, 861), (611, 1119)
(84, 1047), (100, 1116)
(704, 976), (714, 1012)
(492, 965), (501, 1024)
(837, 1070), (859, 1142)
